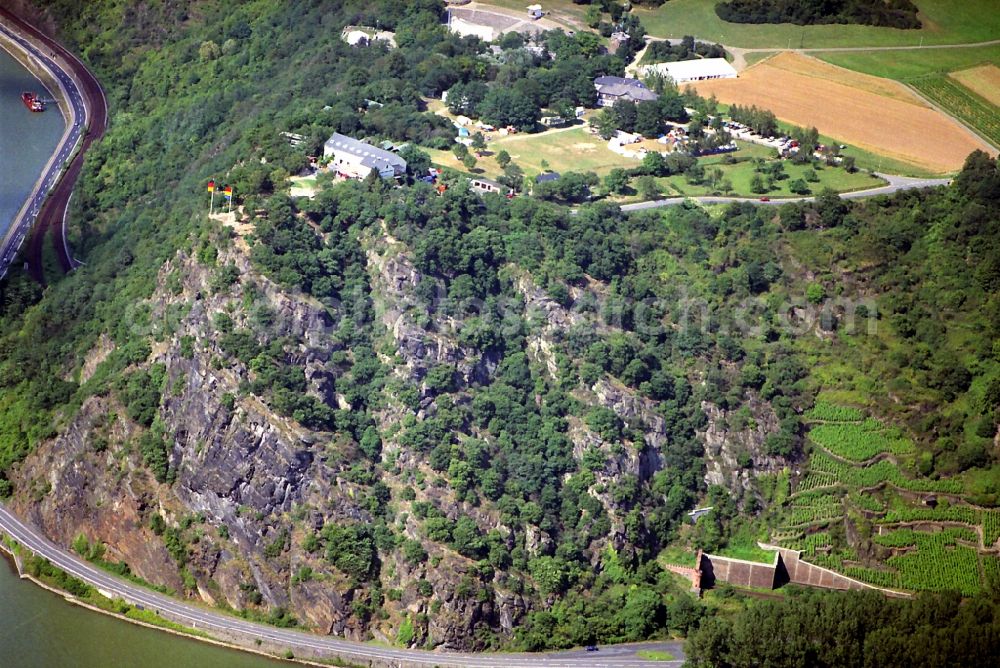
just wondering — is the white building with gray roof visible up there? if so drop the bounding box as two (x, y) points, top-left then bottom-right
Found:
(323, 133), (407, 180)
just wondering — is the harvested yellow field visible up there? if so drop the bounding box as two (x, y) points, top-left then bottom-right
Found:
(691, 52), (987, 173)
(949, 64), (1000, 107)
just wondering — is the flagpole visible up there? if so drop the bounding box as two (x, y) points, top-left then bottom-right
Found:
(210, 189), (215, 216)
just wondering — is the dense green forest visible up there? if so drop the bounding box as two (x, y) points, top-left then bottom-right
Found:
(0, 0), (998, 656)
(686, 589), (1000, 667)
(715, 0), (921, 29)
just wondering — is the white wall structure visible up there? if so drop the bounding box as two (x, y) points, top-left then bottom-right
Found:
(640, 58), (738, 84)
(448, 16), (495, 41)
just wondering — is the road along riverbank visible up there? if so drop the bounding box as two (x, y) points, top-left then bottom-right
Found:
(0, 503), (684, 668)
(0, 7), (106, 282)
(0, 18), (75, 280)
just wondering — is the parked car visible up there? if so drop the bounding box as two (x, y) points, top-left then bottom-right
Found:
(586, 645), (599, 652)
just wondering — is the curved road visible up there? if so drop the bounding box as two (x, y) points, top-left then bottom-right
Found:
(620, 172), (951, 212)
(0, 7), (107, 281)
(0, 503), (684, 667)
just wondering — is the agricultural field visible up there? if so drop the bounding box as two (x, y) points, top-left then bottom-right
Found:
(808, 422), (914, 462)
(817, 44), (1000, 81)
(805, 450), (964, 494)
(690, 52), (987, 173)
(846, 527), (984, 595)
(632, 0), (1000, 48)
(805, 402), (864, 422)
(772, 404), (996, 596)
(908, 74), (1000, 147)
(950, 64), (1000, 107)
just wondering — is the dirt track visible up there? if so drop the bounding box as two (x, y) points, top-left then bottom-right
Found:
(691, 52), (989, 173)
(0, 6), (108, 282)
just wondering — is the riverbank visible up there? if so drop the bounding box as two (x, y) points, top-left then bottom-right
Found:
(0, 16), (76, 278)
(0, 534), (328, 668)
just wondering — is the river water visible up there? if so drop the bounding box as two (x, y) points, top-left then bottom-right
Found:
(0, 554), (289, 668)
(0, 42), (65, 240)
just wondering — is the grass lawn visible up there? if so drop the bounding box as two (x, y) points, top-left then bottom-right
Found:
(640, 144), (882, 199)
(637, 650), (677, 661)
(429, 126), (640, 179)
(817, 44), (1000, 80)
(714, 543), (778, 564)
(634, 0), (1000, 48)
(658, 546), (700, 569)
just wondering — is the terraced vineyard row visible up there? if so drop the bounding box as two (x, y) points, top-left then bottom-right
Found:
(809, 422), (913, 462)
(846, 528), (983, 595)
(881, 505), (980, 526)
(984, 511), (1000, 547)
(808, 451), (963, 494)
(805, 402), (864, 422)
(877, 507), (1000, 547)
(909, 74), (1000, 147)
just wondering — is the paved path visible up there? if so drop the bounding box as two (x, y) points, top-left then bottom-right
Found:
(0, 503), (684, 667)
(0, 7), (107, 282)
(620, 172), (951, 212)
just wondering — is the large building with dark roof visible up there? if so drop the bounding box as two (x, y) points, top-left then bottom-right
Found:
(323, 133), (407, 180)
(593, 76), (659, 107)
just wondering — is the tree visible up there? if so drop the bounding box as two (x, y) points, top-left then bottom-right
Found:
(610, 99), (638, 133)
(637, 175), (663, 200)
(471, 132), (487, 155)
(445, 81), (488, 117)
(479, 88), (540, 130)
(592, 110), (619, 140)
(842, 155), (857, 172)
(603, 168), (630, 195)
(750, 173), (767, 194)
(635, 101), (664, 138)
(495, 149), (511, 168)
(806, 282), (825, 304)
(789, 178), (810, 195)
(499, 163), (525, 191)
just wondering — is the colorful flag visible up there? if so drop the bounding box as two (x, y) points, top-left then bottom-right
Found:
(207, 179), (215, 193)
(223, 185), (233, 200)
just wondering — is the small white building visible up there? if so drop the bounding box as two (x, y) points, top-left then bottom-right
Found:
(639, 58), (738, 84)
(324, 133), (407, 180)
(527, 4), (543, 19)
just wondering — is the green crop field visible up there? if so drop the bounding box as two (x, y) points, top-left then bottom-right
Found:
(817, 45), (1000, 81)
(805, 450), (963, 494)
(880, 505), (981, 526)
(808, 422), (914, 462)
(984, 511), (1000, 547)
(847, 528), (982, 595)
(908, 75), (1000, 147)
(633, 0), (1000, 48)
(805, 401), (865, 422)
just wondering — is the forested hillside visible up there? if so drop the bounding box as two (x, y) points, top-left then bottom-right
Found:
(0, 0), (998, 655)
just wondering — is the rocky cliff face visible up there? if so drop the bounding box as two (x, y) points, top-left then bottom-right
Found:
(701, 397), (784, 504)
(9, 217), (786, 648)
